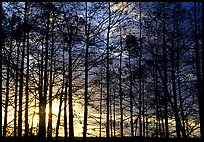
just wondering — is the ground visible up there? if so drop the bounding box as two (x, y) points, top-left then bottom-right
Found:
(2, 136), (202, 142)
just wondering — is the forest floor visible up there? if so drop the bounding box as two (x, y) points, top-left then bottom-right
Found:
(2, 136), (202, 142)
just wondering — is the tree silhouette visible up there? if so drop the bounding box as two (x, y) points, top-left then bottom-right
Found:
(1, 2), (203, 141)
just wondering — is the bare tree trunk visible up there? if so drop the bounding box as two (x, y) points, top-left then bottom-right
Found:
(119, 27), (123, 138)
(129, 47), (133, 137)
(170, 35), (181, 138)
(154, 44), (159, 137)
(38, 34), (43, 138)
(162, 7), (169, 139)
(177, 66), (186, 138)
(47, 18), (54, 141)
(146, 111), (148, 137)
(106, 2), (111, 139)
(31, 94), (37, 136)
(41, 3), (50, 139)
(25, 6), (30, 137)
(64, 45), (68, 139)
(14, 41), (20, 138)
(68, 31), (74, 141)
(99, 60), (103, 138)
(139, 2), (142, 137)
(154, 84), (158, 138)
(135, 117), (138, 136)
(162, 112), (166, 137)
(158, 99), (162, 137)
(83, 3), (89, 140)
(56, 87), (64, 139)
(64, 79), (68, 140)
(39, 40), (44, 140)
(160, 101), (165, 138)
(142, 81), (145, 137)
(175, 3), (186, 137)
(194, 2), (203, 140)
(56, 44), (66, 139)
(18, 3), (27, 137)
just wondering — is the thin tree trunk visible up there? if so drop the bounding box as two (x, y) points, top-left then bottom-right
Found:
(159, 101), (165, 138)
(25, 7), (30, 137)
(56, 87), (64, 139)
(106, 2), (111, 139)
(177, 66), (186, 138)
(139, 2), (142, 137)
(14, 41), (20, 137)
(64, 46), (68, 140)
(99, 60), (103, 138)
(155, 87), (158, 138)
(158, 101), (162, 137)
(41, 3), (50, 140)
(161, 109), (165, 138)
(64, 80), (68, 139)
(154, 46), (159, 138)
(129, 48), (133, 137)
(194, 2), (203, 140)
(119, 27), (123, 138)
(113, 90), (116, 137)
(47, 17), (54, 141)
(56, 44), (66, 139)
(31, 94), (37, 136)
(68, 30), (74, 141)
(175, 3), (186, 137)
(142, 80), (145, 137)
(154, 21), (159, 138)
(39, 40), (44, 140)
(162, 7), (169, 138)
(146, 112), (148, 137)
(83, 2), (89, 140)
(170, 37), (181, 138)
(170, 22), (182, 138)
(110, 88), (112, 137)
(18, 3), (27, 137)
(135, 117), (138, 137)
